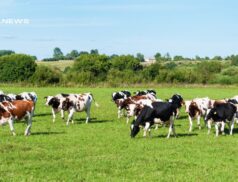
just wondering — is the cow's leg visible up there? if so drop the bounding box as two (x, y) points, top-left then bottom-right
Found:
(8, 118), (16, 136)
(215, 122), (220, 137)
(207, 120), (212, 135)
(155, 124), (159, 130)
(221, 121), (225, 135)
(118, 107), (121, 119)
(85, 106), (91, 124)
(188, 115), (193, 132)
(143, 122), (150, 137)
(197, 115), (201, 130)
(61, 109), (64, 119)
(167, 116), (175, 138)
(176, 108), (180, 118)
(52, 108), (56, 123)
(66, 109), (74, 125)
(126, 116), (130, 124)
(230, 118), (235, 135)
(24, 112), (32, 136)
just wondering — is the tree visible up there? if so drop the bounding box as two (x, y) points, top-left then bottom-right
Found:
(154, 52), (162, 62)
(173, 55), (184, 61)
(53, 47), (64, 60)
(90, 49), (99, 55)
(0, 50), (15, 57)
(0, 54), (36, 82)
(136, 53), (145, 62)
(212, 56), (223, 61)
(65, 50), (79, 60)
(164, 52), (171, 61)
(231, 55), (238, 66)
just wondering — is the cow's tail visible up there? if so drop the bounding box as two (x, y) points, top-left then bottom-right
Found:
(89, 93), (99, 107)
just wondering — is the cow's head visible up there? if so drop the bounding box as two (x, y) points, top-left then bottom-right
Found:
(130, 120), (140, 138)
(185, 100), (191, 113)
(189, 101), (201, 117)
(125, 103), (143, 117)
(62, 98), (74, 110)
(45, 96), (60, 109)
(170, 94), (184, 108)
(204, 108), (215, 123)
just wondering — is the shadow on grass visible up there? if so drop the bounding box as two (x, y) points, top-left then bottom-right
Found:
(31, 131), (65, 136)
(155, 132), (198, 138)
(34, 113), (52, 117)
(73, 117), (113, 124)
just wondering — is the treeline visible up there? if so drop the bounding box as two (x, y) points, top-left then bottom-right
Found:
(1, 50), (238, 86)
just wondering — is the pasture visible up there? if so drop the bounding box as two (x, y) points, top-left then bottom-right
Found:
(1, 86), (238, 181)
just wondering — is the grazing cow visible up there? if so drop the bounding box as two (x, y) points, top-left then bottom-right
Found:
(112, 90), (131, 118)
(134, 90), (157, 101)
(0, 100), (34, 136)
(16, 92), (37, 103)
(185, 97), (211, 132)
(61, 93), (99, 125)
(120, 95), (154, 123)
(134, 89), (156, 97)
(0, 94), (12, 102)
(7, 94), (17, 100)
(45, 93), (71, 122)
(130, 94), (184, 138)
(205, 103), (237, 137)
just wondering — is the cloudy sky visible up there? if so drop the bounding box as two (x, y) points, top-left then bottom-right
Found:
(0, 0), (237, 59)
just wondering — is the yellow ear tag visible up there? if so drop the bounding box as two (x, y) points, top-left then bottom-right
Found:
(214, 112), (217, 115)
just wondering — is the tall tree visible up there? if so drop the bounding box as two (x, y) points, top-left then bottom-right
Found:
(53, 47), (64, 60)
(154, 52), (162, 62)
(136, 53), (145, 62)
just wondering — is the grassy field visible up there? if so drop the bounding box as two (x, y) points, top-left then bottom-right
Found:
(37, 60), (74, 71)
(0, 86), (238, 181)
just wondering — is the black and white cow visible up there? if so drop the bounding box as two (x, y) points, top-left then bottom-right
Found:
(112, 90), (131, 118)
(45, 93), (72, 122)
(0, 94), (12, 102)
(61, 93), (99, 125)
(205, 103), (237, 137)
(15, 92), (37, 103)
(135, 89), (156, 96)
(130, 94), (184, 138)
(134, 89), (157, 100)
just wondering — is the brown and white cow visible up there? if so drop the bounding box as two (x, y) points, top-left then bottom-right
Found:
(61, 93), (99, 125)
(119, 95), (161, 123)
(0, 100), (34, 136)
(185, 97), (211, 132)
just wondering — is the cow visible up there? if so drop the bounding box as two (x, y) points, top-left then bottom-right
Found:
(15, 92), (37, 103)
(0, 94), (12, 102)
(45, 93), (72, 122)
(205, 103), (237, 137)
(0, 100), (34, 136)
(185, 97), (211, 132)
(61, 93), (99, 125)
(134, 90), (157, 100)
(130, 94), (184, 138)
(120, 95), (154, 123)
(112, 90), (131, 118)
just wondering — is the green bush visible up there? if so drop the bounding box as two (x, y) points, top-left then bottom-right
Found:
(30, 65), (61, 85)
(0, 54), (36, 82)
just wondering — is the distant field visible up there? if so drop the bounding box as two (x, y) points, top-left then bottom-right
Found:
(0, 86), (238, 181)
(37, 60), (74, 71)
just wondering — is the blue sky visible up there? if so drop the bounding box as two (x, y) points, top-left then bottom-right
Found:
(0, 0), (237, 59)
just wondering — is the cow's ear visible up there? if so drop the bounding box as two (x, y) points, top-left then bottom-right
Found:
(44, 96), (48, 99)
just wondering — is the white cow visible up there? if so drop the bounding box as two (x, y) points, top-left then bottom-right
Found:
(61, 93), (99, 125)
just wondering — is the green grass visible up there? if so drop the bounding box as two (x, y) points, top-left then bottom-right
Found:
(0, 86), (238, 181)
